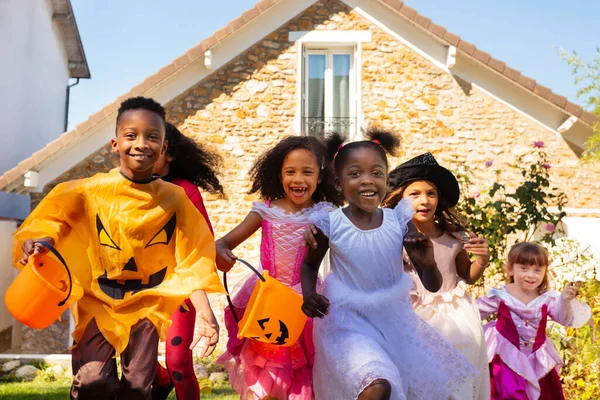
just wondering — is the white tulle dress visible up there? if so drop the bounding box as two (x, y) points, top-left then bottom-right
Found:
(310, 199), (478, 400)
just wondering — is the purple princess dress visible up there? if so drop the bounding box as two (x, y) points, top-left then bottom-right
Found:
(477, 286), (591, 400)
(218, 201), (334, 400)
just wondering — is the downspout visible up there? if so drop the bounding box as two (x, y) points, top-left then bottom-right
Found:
(64, 78), (80, 132)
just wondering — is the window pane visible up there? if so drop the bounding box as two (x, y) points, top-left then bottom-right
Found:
(332, 54), (350, 134)
(307, 55), (325, 121)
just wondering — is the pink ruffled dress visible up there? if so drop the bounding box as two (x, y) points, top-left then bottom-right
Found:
(217, 201), (335, 400)
(477, 286), (592, 400)
(406, 232), (490, 400)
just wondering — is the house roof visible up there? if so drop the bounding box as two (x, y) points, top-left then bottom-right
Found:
(50, 0), (90, 79)
(0, 0), (595, 192)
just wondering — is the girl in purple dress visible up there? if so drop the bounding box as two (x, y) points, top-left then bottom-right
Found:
(477, 242), (591, 400)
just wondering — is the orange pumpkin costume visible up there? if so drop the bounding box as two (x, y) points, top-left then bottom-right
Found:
(13, 169), (224, 397)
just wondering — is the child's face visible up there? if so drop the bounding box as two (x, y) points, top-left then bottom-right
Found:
(112, 109), (166, 181)
(280, 148), (321, 207)
(337, 147), (387, 213)
(402, 180), (439, 223)
(509, 262), (546, 293)
(152, 150), (174, 177)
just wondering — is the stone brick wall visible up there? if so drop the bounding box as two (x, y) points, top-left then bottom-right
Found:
(20, 0), (600, 354)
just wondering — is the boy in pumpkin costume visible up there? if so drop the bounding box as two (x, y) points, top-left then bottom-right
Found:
(13, 97), (225, 399)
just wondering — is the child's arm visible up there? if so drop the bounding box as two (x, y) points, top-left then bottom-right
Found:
(301, 228), (330, 318)
(188, 289), (219, 357)
(456, 232), (490, 284)
(476, 294), (500, 320)
(215, 212), (262, 272)
(13, 181), (84, 267)
(403, 221), (442, 292)
(549, 283), (592, 328)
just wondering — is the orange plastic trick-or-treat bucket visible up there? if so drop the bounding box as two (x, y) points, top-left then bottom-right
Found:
(5, 241), (82, 329)
(224, 259), (307, 347)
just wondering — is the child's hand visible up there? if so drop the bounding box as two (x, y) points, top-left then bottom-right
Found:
(302, 292), (330, 318)
(463, 232), (490, 267)
(403, 231), (436, 270)
(215, 241), (237, 272)
(20, 237), (54, 265)
(561, 282), (580, 301)
(191, 316), (219, 358)
(303, 224), (319, 249)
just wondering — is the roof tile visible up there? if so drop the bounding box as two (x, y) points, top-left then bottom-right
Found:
(102, 101), (120, 117)
(473, 49), (490, 64)
(228, 17), (246, 32)
(427, 22), (446, 38)
(549, 93), (567, 108)
(581, 110), (597, 125)
(414, 14), (431, 29)
(255, 0), (274, 12)
(241, 7), (260, 22)
(457, 40), (475, 55)
(3, 167), (20, 184)
(187, 42), (208, 60)
(443, 32), (460, 46)
(399, 4), (417, 20)
(89, 110), (106, 125)
(215, 26), (233, 42)
(517, 75), (536, 90)
(45, 138), (65, 156)
(158, 63), (177, 79)
(173, 53), (192, 69)
(17, 157), (35, 172)
(488, 57), (506, 73)
(382, 0), (404, 11)
(564, 102), (583, 118)
(533, 83), (551, 99)
(32, 148), (49, 164)
(503, 66), (521, 82)
(0, 175), (8, 190)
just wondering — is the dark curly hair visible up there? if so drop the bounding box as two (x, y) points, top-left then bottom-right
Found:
(325, 127), (401, 174)
(164, 122), (225, 197)
(116, 97), (165, 133)
(248, 135), (344, 206)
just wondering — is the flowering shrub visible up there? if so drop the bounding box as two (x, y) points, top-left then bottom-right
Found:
(453, 143), (599, 398)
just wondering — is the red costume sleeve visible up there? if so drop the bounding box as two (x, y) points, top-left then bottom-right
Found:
(171, 178), (214, 236)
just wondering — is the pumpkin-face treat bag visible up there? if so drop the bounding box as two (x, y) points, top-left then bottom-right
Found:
(215, 135), (343, 400)
(14, 97), (224, 400)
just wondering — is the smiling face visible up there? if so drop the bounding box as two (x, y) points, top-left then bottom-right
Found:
(111, 109), (166, 181)
(508, 262), (547, 293)
(402, 180), (439, 224)
(337, 147), (387, 213)
(279, 148), (321, 210)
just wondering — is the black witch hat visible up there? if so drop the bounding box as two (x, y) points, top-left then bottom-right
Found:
(388, 153), (460, 207)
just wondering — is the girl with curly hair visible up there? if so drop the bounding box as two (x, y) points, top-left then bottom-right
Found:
(215, 135), (343, 400)
(152, 122), (224, 400)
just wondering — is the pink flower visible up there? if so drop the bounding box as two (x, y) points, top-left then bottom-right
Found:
(471, 192), (481, 199)
(485, 160), (494, 168)
(545, 223), (556, 233)
(542, 163), (551, 169)
(533, 141), (545, 148)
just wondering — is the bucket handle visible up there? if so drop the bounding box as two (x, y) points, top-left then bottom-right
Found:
(223, 258), (265, 323)
(35, 241), (73, 307)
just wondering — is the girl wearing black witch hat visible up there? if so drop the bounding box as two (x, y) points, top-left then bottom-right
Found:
(384, 153), (491, 400)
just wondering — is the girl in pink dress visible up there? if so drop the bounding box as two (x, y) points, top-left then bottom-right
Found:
(477, 242), (592, 400)
(215, 136), (344, 400)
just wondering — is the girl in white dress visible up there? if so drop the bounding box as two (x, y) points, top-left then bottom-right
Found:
(301, 129), (477, 400)
(384, 153), (491, 400)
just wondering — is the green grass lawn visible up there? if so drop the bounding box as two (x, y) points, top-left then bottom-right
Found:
(0, 382), (237, 399)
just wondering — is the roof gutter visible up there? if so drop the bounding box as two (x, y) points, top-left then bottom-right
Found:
(64, 78), (80, 132)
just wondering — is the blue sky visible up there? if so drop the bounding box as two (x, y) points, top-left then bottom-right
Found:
(68, 0), (598, 129)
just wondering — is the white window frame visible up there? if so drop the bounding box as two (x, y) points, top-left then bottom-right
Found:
(303, 48), (356, 137)
(290, 31), (372, 140)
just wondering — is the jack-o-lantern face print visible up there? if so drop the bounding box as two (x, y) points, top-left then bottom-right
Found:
(94, 213), (176, 300)
(250, 317), (290, 345)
